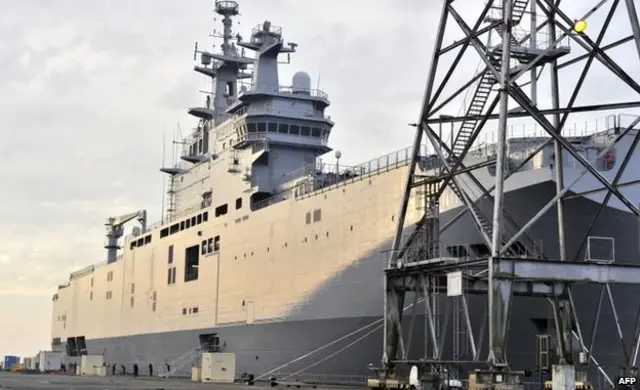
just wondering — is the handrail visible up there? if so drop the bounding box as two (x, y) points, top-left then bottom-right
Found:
(67, 114), (638, 280)
(231, 81), (329, 107)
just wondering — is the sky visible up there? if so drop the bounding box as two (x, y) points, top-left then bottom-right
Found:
(0, 0), (638, 359)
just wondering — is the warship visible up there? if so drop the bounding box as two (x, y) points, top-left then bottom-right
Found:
(51, 0), (640, 382)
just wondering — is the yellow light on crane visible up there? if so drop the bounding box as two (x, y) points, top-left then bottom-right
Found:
(574, 19), (587, 33)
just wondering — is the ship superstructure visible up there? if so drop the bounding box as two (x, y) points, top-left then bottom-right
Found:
(50, 1), (640, 383)
(161, 1), (334, 226)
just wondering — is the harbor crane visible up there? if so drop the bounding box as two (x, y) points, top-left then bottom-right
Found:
(104, 210), (147, 263)
(368, 0), (640, 389)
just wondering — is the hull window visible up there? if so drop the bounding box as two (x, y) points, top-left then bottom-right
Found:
(215, 204), (228, 217)
(184, 245), (199, 282)
(199, 334), (222, 352)
(167, 267), (176, 285)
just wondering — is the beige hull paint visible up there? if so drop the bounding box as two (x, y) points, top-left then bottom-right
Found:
(51, 162), (443, 341)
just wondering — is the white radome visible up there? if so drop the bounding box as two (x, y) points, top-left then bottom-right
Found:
(292, 71), (311, 94)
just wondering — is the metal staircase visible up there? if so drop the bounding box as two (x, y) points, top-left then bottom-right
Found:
(490, 0), (530, 47)
(511, 0), (530, 22)
(162, 347), (201, 378)
(449, 70), (496, 159)
(447, 179), (529, 257)
(443, 1), (536, 258)
(449, 0), (530, 161)
(448, 183), (491, 236)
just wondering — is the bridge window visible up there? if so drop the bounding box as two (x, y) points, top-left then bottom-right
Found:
(257, 122), (267, 132)
(278, 123), (288, 133)
(301, 126), (311, 136)
(247, 123), (257, 133)
(311, 128), (321, 137)
(290, 125), (300, 135)
(236, 198), (242, 210)
(268, 123), (277, 132)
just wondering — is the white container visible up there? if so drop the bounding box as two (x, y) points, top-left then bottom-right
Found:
(37, 351), (63, 372)
(79, 355), (105, 376)
(201, 353), (236, 383)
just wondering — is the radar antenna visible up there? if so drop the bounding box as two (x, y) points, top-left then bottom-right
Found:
(215, 1), (240, 56)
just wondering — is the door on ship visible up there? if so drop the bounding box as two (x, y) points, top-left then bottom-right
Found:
(246, 301), (255, 324)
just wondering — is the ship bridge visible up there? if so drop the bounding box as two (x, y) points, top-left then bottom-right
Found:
(224, 20), (334, 155)
(213, 19), (337, 198)
(160, 5), (338, 217)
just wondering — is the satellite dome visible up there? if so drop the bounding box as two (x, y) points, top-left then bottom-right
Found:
(292, 71), (311, 95)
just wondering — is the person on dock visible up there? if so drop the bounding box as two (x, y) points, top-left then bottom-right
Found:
(148, 362), (153, 377)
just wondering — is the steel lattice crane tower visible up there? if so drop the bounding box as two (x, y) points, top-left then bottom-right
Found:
(369, 0), (640, 389)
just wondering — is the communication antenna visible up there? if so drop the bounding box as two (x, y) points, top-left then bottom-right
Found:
(160, 127), (166, 223)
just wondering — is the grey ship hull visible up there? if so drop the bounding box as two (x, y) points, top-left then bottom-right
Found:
(68, 181), (640, 384)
